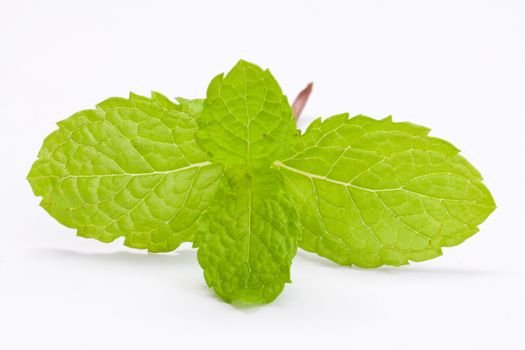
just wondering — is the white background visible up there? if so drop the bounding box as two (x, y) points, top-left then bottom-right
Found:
(1, 1), (524, 349)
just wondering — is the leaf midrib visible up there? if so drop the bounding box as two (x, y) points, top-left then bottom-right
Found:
(31, 161), (213, 180)
(273, 160), (488, 205)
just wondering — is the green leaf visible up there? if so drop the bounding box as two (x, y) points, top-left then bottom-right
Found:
(195, 169), (301, 304)
(274, 114), (496, 268)
(196, 60), (298, 168)
(27, 92), (223, 252)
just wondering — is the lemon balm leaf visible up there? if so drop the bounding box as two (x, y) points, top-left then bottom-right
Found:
(27, 93), (223, 252)
(197, 60), (298, 168)
(195, 169), (300, 303)
(274, 114), (496, 267)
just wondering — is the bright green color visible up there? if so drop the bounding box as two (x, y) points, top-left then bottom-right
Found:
(274, 114), (496, 267)
(197, 60), (298, 168)
(27, 92), (223, 252)
(195, 169), (300, 303)
(28, 60), (496, 305)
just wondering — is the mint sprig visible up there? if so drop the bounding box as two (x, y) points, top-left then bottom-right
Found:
(27, 60), (496, 304)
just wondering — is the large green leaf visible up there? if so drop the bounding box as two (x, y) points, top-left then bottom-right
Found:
(195, 169), (300, 303)
(28, 93), (223, 252)
(197, 60), (298, 168)
(274, 114), (495, 267)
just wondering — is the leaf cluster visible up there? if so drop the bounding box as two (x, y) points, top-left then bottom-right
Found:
(28, 60), (495, 304)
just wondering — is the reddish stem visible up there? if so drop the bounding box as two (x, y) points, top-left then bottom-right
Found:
(292, 82), (313, 120)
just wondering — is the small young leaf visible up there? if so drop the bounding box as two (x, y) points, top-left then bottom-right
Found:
(28, 93), (223, 251)
(195, 169), (300, 304)
(197, 60), (298, 168)
(274, 114), (496, 267)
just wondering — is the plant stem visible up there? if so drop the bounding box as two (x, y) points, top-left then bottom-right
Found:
(292, 82), (313, 121)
